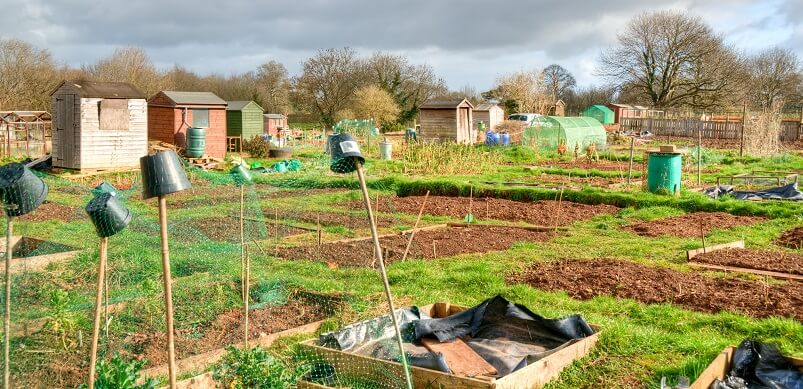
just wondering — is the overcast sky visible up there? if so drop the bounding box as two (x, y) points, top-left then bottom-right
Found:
(2, 0), (801, 91)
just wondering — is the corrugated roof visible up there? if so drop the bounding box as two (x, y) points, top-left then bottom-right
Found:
(226, 100), (263, 111)
(420, 98), (474, 109)
(263, 113), (286, 119)
(161, 91), (227, 106)
(52, 80), (145, 99)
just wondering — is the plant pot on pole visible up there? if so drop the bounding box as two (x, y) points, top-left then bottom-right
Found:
(329, 133), (414, 389)
(85, 191), (132, 389)
(0, 162), (47, 389)
(140, 150), (191, 389)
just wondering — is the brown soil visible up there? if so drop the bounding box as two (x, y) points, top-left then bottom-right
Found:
(508, 259), (803, 321)
(627, 212), (765, 238)
(776, 227), (803, 249)
(371, 196), (619, 227)
(168, 187), (348, 208)
(546, 160), (637, 172)
(18, 202), (77, 222)
(278, 226), (554, 267)
(270, 209), (396, 229)
(693, 248), (803, 276)
(183, 216), (308, 242)
(127, 293), (337, 367)
(653, 135), (803, 151)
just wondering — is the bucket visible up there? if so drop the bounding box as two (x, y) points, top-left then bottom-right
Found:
(500, 132), (511, 146)
(186, 127), (206, 158)
(0, 163), (48, 217)
(646, 152), (682, 195)
(379, 139), (393, 160)
(140, 150), (192, 199)
(329, 133), (365, 174)
(85, 192), (132, 238)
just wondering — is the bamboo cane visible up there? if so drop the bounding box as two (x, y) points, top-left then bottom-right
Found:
(88, 237), (108, 389)
(244, 245), (250, 348)
(401, 191), (430, 262)
(627, 136), (635, 185)
(240, 184), (245, 300)
(4, 217), (13, 389)
(353, 159), (413, 389)
(157, 197), (177, 388)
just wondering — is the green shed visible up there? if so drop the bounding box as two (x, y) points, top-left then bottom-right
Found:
(226, 100), (264, 140)
(581, 105), (615, 125)
(523, 116), (607, 150)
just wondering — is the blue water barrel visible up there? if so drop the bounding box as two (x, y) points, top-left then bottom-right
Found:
(500, 133), (510, 146)
(486, 131), (499, 146)
(186, 127), (206, 158)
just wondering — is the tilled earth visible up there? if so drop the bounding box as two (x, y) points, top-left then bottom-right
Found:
(626, 212), (765, 238)
(18, 202), (79, 222)
(360, 196), (619, 227)
(776, 227), (803, 250)
(508, 259), (803, 321)
(693, 248), (803, 276)
(182, 216), (310, 243)
(278, 226), (554, 267)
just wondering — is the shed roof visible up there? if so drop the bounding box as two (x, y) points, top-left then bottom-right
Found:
(226, 100), (263, 111)
(420, 98), (474, 109)
(474, 103), (501, 111)
(586, 104), (614, 114)
(51, 80), (145, 99)
(160, 91), (227, 106)
(264, 113), (286, 119)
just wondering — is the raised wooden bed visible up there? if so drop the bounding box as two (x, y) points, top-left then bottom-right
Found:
(690, 346), (803, 389)
(686, 240), (744, 260)
(297, 302), (600, 389)
(0, 236), (82, 274)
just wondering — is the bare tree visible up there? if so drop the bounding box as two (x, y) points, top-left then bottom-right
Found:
(747, 47), (802, 110)
(352, 85), (400, 128)
(294, 48), (366, 129)
(84, 47), (164, 96)
(0, 39), (59, 110)
(254, 61), (291, 114)
(366, 52), (447, 123)
(543, 64), (576, 102)
(162, 65), (205, 91)
(489, 70), (551, 114)
(599, 10), (745, 110)
(563, 85), (617, 115)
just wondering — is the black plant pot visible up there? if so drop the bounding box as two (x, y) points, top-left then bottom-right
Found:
(0, 162), (48, 217)
(229, 164), (252, 186)
(329, 133), (365, 174)
(140, 150), (191, 199)
(86, 192), (132, 238)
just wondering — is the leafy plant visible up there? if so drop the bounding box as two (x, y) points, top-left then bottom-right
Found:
(78, 354), (157, 389)
(43, 289), (78, 350)
(213, 346), (310, 389)
(242, 135), (271, 158)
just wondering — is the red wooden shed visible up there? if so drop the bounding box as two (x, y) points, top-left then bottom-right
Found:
(263, 113), (288, 137)
(147, 91), (227, 158)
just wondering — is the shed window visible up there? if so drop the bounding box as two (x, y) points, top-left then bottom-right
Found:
(192, 109), (209, 128)
(98, 99), (130, 131)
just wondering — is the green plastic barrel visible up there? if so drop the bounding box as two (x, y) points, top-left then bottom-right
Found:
(186, 127), (206, 158)
(647, 152), (682, 195)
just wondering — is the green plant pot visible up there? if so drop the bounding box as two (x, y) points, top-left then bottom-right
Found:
(0, 162), (48, 217)
(329, 133), (365, 174)
(140, 150), (192, 199)
(86, 192), (132, 238)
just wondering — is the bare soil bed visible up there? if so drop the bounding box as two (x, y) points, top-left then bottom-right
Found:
(278, 226), (554, 267)
(626, 212), (765, 237)
(364, 196), (619, 227)
(168, 187), (347, 208)
(270, 209), (397, 228)
(508, 259), (803, 321)
(776, 227), (803, 249)
(184, 216), (309, 242)
(693, 248), (803, 276)
(18, 202), (78, 222)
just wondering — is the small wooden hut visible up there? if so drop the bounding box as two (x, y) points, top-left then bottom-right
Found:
(50, 80), (147, 171)
(148, 91), (227, 158)
(473, 103), (504, 132)
(226, 100), (264, 147)
(418, 99), (474, 144)
(263, 114), (288, 137)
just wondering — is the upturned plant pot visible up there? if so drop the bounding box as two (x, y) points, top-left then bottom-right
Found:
(229, 163), (253, 186)
(140, 150), (192, 199)
(85, 192), (132, 238)
(0, 162), (48, 217)
(329, 133), (365, 174)
(92, 181), (118, 197)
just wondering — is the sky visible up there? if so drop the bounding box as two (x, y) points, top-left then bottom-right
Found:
(2, 0), (801, 91)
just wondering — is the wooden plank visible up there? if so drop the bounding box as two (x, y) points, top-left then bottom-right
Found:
(162, 372), (215, 389)
(686, 241), (744, 260)
(446, 223), (568, 232)
(688, 262), (803, 282)
(421, 337), (497, 377)
(691, 346), (803, 389)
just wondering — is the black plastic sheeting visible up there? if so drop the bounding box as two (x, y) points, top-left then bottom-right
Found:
(704, 183), (803, 201)
(712, 339), (802, 389)
(319, 295), (594, 378)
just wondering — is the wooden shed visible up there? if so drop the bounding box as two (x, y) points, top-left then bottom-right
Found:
(148, 91), (227, 158)
(473, 103), (504, 132)
(226, 100), (264, 143)
(263, 113), (288, 137)
(418, 99), (475, 144)
(50, 80), (147, 171)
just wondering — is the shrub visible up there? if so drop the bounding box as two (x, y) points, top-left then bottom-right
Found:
(213, 346), (310, 389)
(242, 135), (271, 158)
(79, 354), (157, 389)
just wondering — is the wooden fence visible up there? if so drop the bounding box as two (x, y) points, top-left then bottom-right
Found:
(0, 111), (52, 158)
(620, 117), (803, 141)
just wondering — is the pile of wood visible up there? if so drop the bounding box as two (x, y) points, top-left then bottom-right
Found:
(187, 156), (224, 170)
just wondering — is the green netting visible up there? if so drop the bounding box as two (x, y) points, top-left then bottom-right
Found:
(333, 119), (377, 138)
(523, 116), (607, 150)
(581, 105), (615, 125)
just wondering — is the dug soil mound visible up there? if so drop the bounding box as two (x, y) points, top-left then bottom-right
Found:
(508, 259), (803, 321)
(627, 212), (765, 238)
(183, 216), (308, 242)
(693, 248), (803, 276)
(776, 227), (803, 249)
(18, 202), (77, 222)
(279, 226), (554, 267)
(369, 196), (618, 226)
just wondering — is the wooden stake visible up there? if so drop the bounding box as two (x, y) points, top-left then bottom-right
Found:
(251, 238), (266, 256)
(432, 240), (437, 259)
(627, 136), (635, 185)
(401, 191), (430, 262)
(244, 245), (250, 348)
(157, 197), (177, 389)
(317, 214), (322, 247)
(4, 217), (13, 389)
(740, 102), (746, 157)
(88, 237), (108, 389)
(353, 159), (413, 389)
(554, 187), (565, 232)
(468, 186), (473, 221)
(240, 184), (245, 300)
(699, 219), (707, 254)
(697, 127), (703, 185)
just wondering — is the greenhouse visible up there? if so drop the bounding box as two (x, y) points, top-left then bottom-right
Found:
(581, 105), (615, 125)
(523, 116), (607, 150)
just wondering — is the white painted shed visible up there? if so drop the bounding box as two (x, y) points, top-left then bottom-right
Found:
(50, 80), (148, 171)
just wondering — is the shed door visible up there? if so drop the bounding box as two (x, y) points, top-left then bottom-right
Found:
(458, 107), (470, 143)
(55, 94), (77, 168)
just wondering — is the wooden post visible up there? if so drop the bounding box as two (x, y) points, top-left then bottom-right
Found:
(697, 126), (703, 186)
(157, 197), (177, 388)
(627, 136), (635, 185)
(316, 215), (322, 247)
(699, 220), (707, 254)
(468, 186), (473, 221)
(740, 102), (747, 157)
(88, 237), (108, 389)
(239, 184), (245, 300)
(244, 245), (250, 348)
(401, 191), (430, 262)
(4, 217), (13, 389)
(353, 159), (414, 389)
(554, 188), (564, 232)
